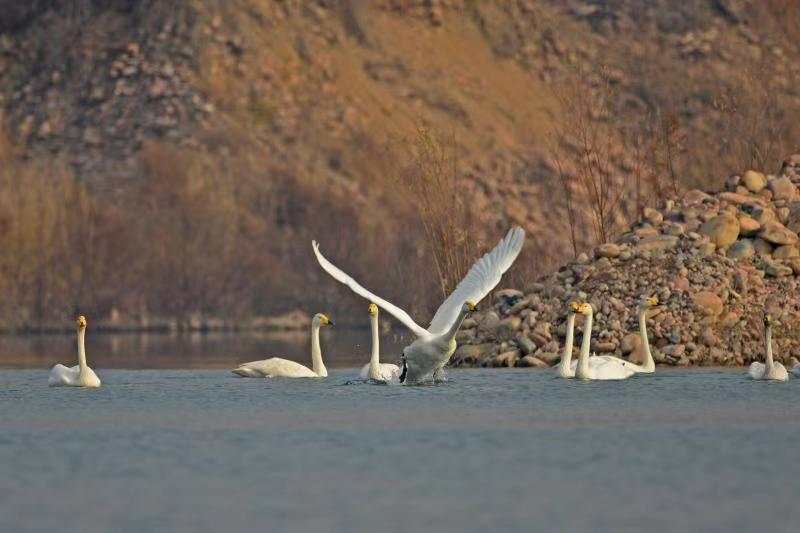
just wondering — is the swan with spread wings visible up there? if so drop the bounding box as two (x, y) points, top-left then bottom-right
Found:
(312, 227), (525, 384)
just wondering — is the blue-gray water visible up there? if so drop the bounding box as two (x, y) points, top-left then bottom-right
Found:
(2, 368), (799, 533)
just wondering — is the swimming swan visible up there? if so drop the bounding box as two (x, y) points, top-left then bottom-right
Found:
(313, 227), (524, 384)
(748, 313), (788, 381)
(573, 302), (635, 381)
(231, 313), (333, 378)
(557, 302), (638, 379)
(359, 303), (401, 382)
(48, 315), (101, 388)
(623, 296), (658, 373)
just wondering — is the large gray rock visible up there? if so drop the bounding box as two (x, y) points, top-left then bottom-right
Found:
(773, 245), (799, 259)
(699, 214), (740, 248)
(517, 355), (548, 368)
(452, 343), (496, 365)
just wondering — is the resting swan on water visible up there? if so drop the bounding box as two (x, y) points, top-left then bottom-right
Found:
(313, 227), (524, 384)
(748, 314), (788, 381)
(48, 316), (101, 388)
(557, 301), (639, 379)
(359, 303), (401, 382)
(231, 313), (333, 378)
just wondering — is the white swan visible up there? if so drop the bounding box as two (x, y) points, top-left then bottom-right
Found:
(313, 227), (525, 384)
(623, 296), (658, 374)
(557, 302), (636, 379)
(231, 313), (333, 378)
(748, 314), (789, 381)
(573, 302), (635, 380)
(48, 315), (101, 388)
(359, 303), (401, 382)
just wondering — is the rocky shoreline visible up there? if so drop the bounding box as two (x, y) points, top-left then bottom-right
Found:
(452, 155), (800, 369)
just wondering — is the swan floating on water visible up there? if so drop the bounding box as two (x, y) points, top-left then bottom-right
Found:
(48, 315), (101, 388)
(624, 296), (658, 374)
(231, 313), (333, 378)
(557, 301), (636, 379)
(313, 227), (525, 384)
(359, 303), (401, 382)
(573, 302), (635, 381)
(748, 314), (788, 381)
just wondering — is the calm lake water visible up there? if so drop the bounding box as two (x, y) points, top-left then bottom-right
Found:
(1, 368), (798, 533)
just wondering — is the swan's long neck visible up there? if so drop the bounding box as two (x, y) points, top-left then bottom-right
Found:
(559, 313), (576, 375)
(311, 322), (327, 377)
(369, 314), (381, 380)
(442, 306), (470, 342)
(638, 308), (655, 372)
(77, 328), (88, 375)
(577, 310), (593, 377)
(765, 325), (774, 372)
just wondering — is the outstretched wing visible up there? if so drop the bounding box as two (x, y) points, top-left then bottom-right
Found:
(312, 241), (431, 339)
(427, 227), (525, 335)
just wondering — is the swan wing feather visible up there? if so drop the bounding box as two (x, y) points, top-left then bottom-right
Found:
(312, 241), (430, 338)
(428, 227), (525, 335)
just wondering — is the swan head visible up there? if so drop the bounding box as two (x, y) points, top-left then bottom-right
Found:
(572, 302), (592, 316)
(314, 313), (334, 327)
(465, 301), (477, 313)
(568, 301), (581, 314)
(763, 313), (772, 328)
(639, 296), (658, 310)
(76, 315), (87, 330)
(368, 303), (378, 317)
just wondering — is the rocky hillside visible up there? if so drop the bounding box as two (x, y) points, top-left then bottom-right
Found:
(455, 156), (800, 368)
(0, 1), (798, 327)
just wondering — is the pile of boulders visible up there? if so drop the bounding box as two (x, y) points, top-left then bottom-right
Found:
(453, 155), (800, 369)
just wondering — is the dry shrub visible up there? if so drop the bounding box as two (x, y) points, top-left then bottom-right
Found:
(548, 67), (626, 248)
(395, 127), (475, 300)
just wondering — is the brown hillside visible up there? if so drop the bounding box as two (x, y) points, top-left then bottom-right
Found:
(0, 1), (798, 328)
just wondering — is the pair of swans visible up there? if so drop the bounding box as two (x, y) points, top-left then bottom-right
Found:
(231, 305), (401, 381)
(312, 227), (525, 383)
(48, 316), (101, 388)
(558, 297), (657, 380)
(748, 314), (790, 381)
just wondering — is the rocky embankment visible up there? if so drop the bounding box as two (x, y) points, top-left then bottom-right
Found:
(453, 155), (800, 369)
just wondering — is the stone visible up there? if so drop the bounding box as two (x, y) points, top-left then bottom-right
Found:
(515, 334), (536, 355)
(718, 192), (764, 207)
(768, 177), (798, 201)
(738, 215), (760, 236)
(753, 238), (773, 255)
(576, 252), (589, 264)
(592, 340), (616, 353)
(699, 214), (740, 248)
(643, 207), (663, 225)
(597, 243), (621, 258)
(537, 351), (561, 365)
(700, 328), (719, 347)
(773, 245), (799, 259)
(495, 316), (521, 340)
(493, 289), (523, 304)
(786, 258), (800, 275)
(765, 262), (793, 277)
(693, 291), (724, 316)
(452, 343), (495, 365)
(477, 311), (501, 337)
(636, 235), (679, 252)
(742, 170), (767, 192)
(620, 333), (641, 354)
(759, 221), (798, 245)
(493, 350), (520, 367)
(727, 239), (755, 260)
(683, 189), (712, 206)
(518, 355), (548, 368)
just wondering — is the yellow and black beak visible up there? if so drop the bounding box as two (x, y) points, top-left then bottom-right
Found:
(466, 301), (477, 312)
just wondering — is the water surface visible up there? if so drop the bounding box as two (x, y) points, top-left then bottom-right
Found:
(1, 368), (798, 532)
